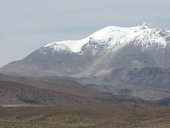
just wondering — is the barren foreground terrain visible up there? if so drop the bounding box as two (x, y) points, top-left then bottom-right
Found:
(0, 105), (170, 128)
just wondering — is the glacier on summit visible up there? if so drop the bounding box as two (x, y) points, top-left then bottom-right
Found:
(43, 25), (170, 54)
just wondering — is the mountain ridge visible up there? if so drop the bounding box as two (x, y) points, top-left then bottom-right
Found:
(1, 25), (170, 77)
(1, 25), (170, 100)
(43, 25), (170, 54)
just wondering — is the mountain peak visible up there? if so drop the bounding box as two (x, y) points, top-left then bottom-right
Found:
(1, 25), (170, 102)
(41, 23), (170, 53)
(2, 25), (170, 77)
(43, 25), (170, 54)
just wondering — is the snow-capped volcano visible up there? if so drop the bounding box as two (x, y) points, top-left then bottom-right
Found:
(1, 24), (170, 101)
(1, 25), (170, 77)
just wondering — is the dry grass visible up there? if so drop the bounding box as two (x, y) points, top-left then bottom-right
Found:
(0, 105), (170, 128)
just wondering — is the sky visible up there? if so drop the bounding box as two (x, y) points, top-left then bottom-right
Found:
(0, 0), (170, 67)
